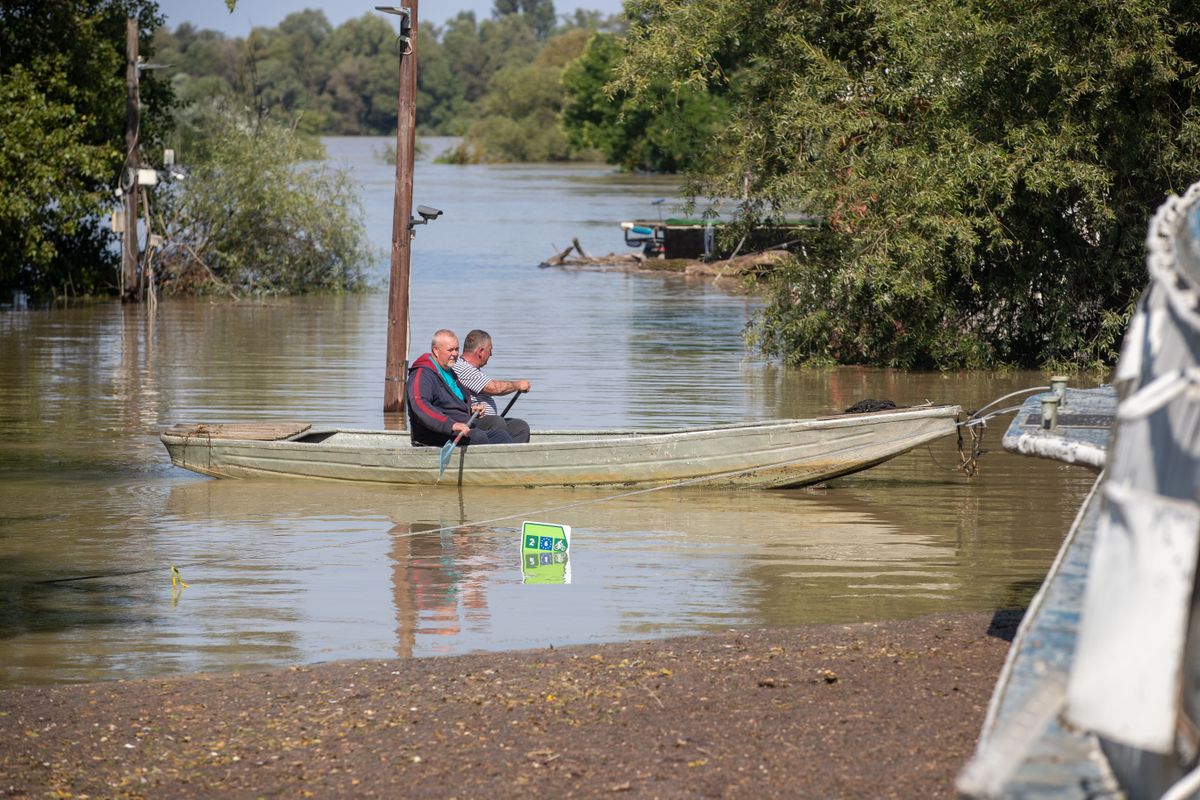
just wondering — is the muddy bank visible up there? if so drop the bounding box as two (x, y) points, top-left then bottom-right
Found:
(0, 612), (1017, 799)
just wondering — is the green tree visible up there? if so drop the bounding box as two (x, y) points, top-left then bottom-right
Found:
(248, 10), (335, 132)
(438, 13), (491, 109)
(0, 0), (170, 298)
(161, 11), (403, 137)
(561, 9), (626, 33)
(422, 10), (543, 142)
(562, 31), (728, 172)
(415, 24), (462, 133)
(156, 5), (611, 141)
(616, 0), (1200, 369)
(155, 23), (240, 89)
(0, 65), (117, 297)
(494, 0), (557, 41)
(316, 13), (398, 134)
(153, 106), (370, 295)
(463, 28), (593, 162)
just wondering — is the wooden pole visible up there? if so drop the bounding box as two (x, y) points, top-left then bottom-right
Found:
(383, 1), (418, 415)
(141, 186), (156, 311)
(121, 17), (140, 303)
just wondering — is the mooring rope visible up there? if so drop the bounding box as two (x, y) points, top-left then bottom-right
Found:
(950, 387), (1050, 477)
(964, 386), (1050, 422)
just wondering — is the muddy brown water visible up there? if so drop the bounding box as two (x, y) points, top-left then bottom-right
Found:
(0, 139), (1099, 687)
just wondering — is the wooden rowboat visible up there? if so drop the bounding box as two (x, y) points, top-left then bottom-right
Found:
(160, 404), (961, 489)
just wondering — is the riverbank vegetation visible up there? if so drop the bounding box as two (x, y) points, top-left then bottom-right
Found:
(151, 0), (1200, 368)
(0, 0), (372, 303)
(151, 107), (370, 297)
(153, 3), (721, 170)
(614, 0), (1200, 369)
(0, 0), (171, 300)
(5, 0), (1199, 371)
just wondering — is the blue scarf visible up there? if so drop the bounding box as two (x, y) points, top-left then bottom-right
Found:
(434, 361), (464, 402)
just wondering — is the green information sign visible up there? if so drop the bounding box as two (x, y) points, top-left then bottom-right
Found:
(520, 521), (571, 584)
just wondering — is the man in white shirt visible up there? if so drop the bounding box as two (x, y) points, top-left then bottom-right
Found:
(453, 329), (532, 443)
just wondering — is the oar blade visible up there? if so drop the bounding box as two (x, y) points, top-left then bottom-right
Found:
(437, 440), (455, 480)
(436, 411), (479, 483)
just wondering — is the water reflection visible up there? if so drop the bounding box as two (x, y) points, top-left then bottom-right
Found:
(12, 468), (1074, 678)
(0, 137), (1100, 686)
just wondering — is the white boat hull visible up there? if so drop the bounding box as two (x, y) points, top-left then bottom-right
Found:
(160, 405), (961, 489)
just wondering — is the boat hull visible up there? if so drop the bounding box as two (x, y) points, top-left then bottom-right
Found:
(160, 405), (961, 489)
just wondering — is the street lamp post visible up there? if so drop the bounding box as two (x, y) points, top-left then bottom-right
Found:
(378, 3), (418, 416)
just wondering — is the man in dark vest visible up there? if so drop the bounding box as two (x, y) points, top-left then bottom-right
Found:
(405, 329), (513, 447)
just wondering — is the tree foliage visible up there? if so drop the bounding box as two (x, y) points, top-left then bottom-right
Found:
(0, 65), (116, 297)
(158, 11), (401, 137)
(494, 0), (558, 41)
(561, 32), (728, 172)
(444, 27), (594, 163)
(157, 2), (635, 164)
(0, 0), (169, 299)
(418, 10), (542, 139)
(616, 0), (1200, 368)
(152, 107), (370, 296)
(157, 2), (619, 141)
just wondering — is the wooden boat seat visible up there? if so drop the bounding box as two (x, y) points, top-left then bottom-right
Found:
(164, 422), (312, 441)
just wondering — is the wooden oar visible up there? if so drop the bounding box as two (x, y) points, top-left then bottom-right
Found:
(437, 410), (480, 481)
(500, 390), (525, 418)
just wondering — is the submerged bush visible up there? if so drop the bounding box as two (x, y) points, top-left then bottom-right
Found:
(154, 106), (372, 296)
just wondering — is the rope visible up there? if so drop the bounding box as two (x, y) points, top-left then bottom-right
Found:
(960, 404), (1028, 427)
(923, 443), (962, 473)
(956, 418), (985, 477)
(946, 387), (1052, 477)
(40, 566), (165, 585)
(965, 386), (1049, 421)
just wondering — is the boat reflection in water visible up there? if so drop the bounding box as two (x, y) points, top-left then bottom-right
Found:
(0, 427), (1090, 690)
(143, 476), (972, 671)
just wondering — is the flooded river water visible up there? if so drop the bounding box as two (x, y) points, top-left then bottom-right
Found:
(0, 138), (1100, 687)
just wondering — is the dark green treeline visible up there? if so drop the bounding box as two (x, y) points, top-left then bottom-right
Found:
(8, 0), (1200, 372)
(157, 2), (726, 170)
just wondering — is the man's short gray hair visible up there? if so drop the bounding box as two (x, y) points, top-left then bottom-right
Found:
(462, 329), (492, 353)
(431, 329), (457, 349)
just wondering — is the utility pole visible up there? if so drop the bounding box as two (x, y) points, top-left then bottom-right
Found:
(380, 2), (418, 415)
(121, 16), (140, 302)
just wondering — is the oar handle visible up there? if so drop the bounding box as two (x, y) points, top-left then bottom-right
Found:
(501, 390), (525, 418)
(451, 410), (481, 446)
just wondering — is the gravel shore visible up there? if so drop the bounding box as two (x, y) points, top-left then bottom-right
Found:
(0, 611), (1017, 799)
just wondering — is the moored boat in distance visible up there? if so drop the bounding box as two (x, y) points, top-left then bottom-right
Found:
(160, 404), (961, 489)
(620, 217), (819, 260)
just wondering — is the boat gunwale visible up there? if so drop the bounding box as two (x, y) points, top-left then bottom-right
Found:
(160, 404), (961, 454)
